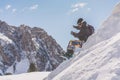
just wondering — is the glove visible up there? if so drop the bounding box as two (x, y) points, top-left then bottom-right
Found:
(71, 31), (74, 35)
(71, 31), (77, 37)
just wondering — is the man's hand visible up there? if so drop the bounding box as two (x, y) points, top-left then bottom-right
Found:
(71, 31), (74, 35)
(71, 31), (77, 37)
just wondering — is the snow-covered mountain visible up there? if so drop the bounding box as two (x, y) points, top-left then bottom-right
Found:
(0, 21), (65, 75)
(45, 2), (120, 80)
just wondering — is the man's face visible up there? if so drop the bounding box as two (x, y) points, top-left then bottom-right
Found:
(78, 23), (82, 27)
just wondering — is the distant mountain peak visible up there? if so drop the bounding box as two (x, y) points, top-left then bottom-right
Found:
(0, 20), (65, 75)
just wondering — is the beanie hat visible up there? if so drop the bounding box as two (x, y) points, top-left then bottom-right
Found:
(77, 18), (83, 24)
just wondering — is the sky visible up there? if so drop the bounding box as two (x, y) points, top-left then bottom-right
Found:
(0, 0), (119, 50)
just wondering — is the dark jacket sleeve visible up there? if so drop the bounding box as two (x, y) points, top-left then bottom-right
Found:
(77, 28), (89, 41)
(73, 26), (81, 30)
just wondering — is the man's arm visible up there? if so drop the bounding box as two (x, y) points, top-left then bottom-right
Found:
(73, 25), (81, 30)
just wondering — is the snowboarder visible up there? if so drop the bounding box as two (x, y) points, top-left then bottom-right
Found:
(65, 18), (94, 59)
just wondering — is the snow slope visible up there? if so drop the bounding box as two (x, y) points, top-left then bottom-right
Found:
(46, 32), (120, 80)
(46, 2), (120, 80)
(0, 72), (50, 80)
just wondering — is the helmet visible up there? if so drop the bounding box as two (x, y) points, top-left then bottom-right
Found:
(77, 18), (83, 24)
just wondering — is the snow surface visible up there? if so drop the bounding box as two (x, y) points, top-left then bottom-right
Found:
(0, 33), (13, 46)
(15, 58), (30, 74)
(0, 72), (50, 80)
(5, 58), (30, 74)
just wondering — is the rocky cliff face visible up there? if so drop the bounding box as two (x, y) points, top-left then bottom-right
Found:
(0, 20), (65, 75)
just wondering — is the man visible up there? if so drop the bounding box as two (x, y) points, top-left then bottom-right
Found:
(71, 18), (94, 42)
(65, 18), (94, 59)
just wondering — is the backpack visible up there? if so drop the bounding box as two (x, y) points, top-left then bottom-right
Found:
(86, 25), (94, 36)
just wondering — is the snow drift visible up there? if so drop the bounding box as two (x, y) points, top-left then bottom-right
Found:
(45, 2), (120, 80)
(0, 72), (50, 80)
